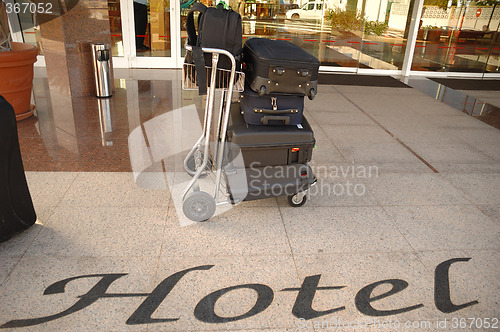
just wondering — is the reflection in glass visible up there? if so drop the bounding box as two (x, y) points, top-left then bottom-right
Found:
(411, 0), (500, 72)
(136, 0), (172, 57)
(108, 0), (124, 56)
(192, 0), (412, 70)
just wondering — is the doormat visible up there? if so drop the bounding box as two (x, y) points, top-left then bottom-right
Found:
(430, 78), (500, 91)
(318, 74), (410, 88)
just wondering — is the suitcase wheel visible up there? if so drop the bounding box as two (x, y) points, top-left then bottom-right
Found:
(308, 88), (316, 100)
(258, 85), (266, 97)
(287, 192), (308, 207)
(183, 191), (216, 222)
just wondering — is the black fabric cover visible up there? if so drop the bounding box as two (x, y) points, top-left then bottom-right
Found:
(185, 2), (242, 95)
(0, 95), (36, 243)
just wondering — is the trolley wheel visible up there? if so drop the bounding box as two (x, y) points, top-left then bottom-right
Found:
(287, 192), (307, 207)
(185, 154), (208, 179)
(258, 85), (266, 97)
(183, 191), (216, 222)
(308, 88), (316, 100)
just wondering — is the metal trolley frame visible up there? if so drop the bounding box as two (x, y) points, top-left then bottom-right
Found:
(181, 45), (313, 222)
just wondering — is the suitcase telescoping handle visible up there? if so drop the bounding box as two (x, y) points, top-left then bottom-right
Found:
(261, 115), (290, 125)
(254, 108), (299, 114)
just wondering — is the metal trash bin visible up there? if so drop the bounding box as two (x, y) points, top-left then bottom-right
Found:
(91, 43), (112, 98)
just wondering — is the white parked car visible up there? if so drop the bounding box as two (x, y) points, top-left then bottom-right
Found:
(285, 1), (327, 20)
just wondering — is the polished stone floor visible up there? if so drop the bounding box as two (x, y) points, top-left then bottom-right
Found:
(1, 70), (499, 331)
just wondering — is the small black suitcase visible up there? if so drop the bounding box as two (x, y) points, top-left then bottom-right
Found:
(226, 102), (315, 167)
(240, 86), (304, 125)
(242, 38), (320, 100)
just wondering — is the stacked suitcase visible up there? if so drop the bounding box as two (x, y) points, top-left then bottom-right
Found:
(226, 38), (320, 204)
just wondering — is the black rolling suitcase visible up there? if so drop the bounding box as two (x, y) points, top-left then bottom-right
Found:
(242, 38), (320, 100)
(225, 163), (315, 202)
(240, 86), (304, 125)
(226, 102), (315, 167)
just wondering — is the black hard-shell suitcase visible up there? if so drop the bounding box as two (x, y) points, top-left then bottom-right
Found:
(240, 86), (304, 125)
(226, 102), (315, 167)
(242, 38), (320, 100)
(225, 163), (315, 202)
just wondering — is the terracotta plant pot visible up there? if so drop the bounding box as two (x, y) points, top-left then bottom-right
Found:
(0, 42), (38, 121)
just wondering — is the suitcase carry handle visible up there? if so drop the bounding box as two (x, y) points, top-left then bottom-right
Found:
(254, 108), (299, 114)
(261, 115), (290, 125)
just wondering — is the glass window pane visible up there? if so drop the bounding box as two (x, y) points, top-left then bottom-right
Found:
(236, 0), (412, 70)
(108, 0), (124, 57)
(135, 0), (171, 57)
(411, 1), (500, 73)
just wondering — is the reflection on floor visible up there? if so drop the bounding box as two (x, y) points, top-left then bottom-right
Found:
(408, 77), (500, 130)
(19, 69), (203, 172)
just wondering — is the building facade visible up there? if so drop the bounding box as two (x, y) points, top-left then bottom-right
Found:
(5, 0), (500, 77)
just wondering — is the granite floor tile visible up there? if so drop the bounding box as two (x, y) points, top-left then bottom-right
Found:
(364, 173), (470, 206)
(308, 111), (375, 126)
(470, 142), (500, 162)
(309, 142), (348, 165)
(0, 256), (158, 331)
(276, 172), (379, 207)
(25, 172), (78, 208)
(455, 127), (500, 146)
(339, 96), (404, 116)
(442, 173), (500, 206)
(405, 141), (495, 164)
(320, 125), (394, 144)
(0, 222), (44, 258)
(280, 206), (412, 254)
(416, 250), (500, 319)
(305, 93), (360, 114)
(23, 206), (167, 258)
(385, 205), (500, 251)
(60, 172), (171, 208)
(477, 205), (500, 222)
(431, 162), (500, 174)
(162, 207), (291, 257)
(359, 162), (433, 174)
(152, 255), (301, 330)
(335, 142), (418, 164)
(388, 125), (465, 144)
(0, 257), (21, 287)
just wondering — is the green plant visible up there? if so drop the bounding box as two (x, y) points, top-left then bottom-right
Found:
(324, 8), (363, 31)
(423, 0), (457, 10)
(363, 21), (388, 36)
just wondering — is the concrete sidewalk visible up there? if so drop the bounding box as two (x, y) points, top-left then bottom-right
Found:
(0, 77), (499, 331)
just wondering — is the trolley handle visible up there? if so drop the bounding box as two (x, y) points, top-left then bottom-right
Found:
(185, 45), (237, 73)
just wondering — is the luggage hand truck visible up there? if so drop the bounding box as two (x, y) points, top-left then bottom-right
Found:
(181, 45), (315, 222)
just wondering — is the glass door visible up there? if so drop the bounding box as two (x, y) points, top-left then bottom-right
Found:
(112, 0), (181, 68)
